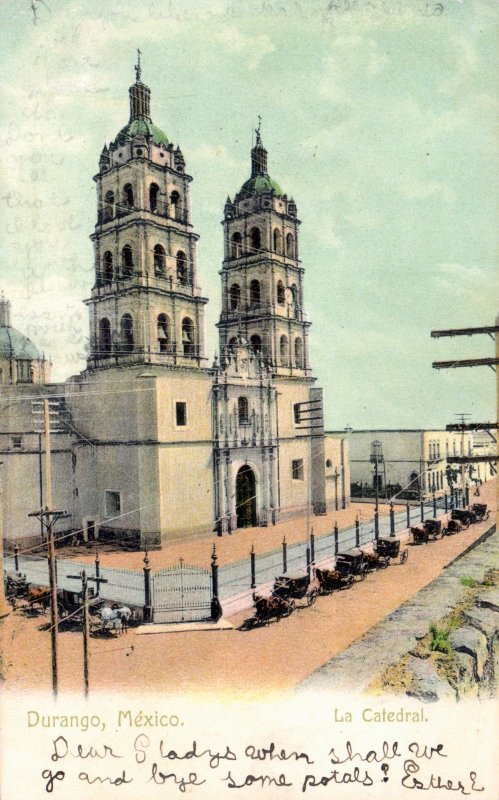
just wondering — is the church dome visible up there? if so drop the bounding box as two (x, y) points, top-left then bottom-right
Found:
(239, 173), (283, 197)
(112, 118), (169, 148)
(0, 325), (42, 360)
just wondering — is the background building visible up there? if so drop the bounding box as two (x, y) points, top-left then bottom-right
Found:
(345, 428), (474, 501)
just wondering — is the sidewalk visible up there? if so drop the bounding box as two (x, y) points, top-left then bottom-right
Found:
(66, 498), (407, 571)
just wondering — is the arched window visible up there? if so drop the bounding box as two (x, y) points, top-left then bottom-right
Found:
(182, 317), (195, 355)
(280, 335), (289, 366)
(154, 244), (166, 276)
(121, 245), (133, 278)
(98, 318), (112, 354)
(170, 190), (180, 219)
(249, 279), (260, 307)
(120, 314), (134, 352)
(104, 190), (114, 221)
(249, 227), (261, 253)
(122, 184), (134, 208)
(176, 251), (188, 284)
(294, 337), (303, 368)
(103, 251), (113, 284)
(228, 337), (238, 353)
(231, 232), (242, 258)
(286, 233), (294, 258)
(149, 183), (160, 212)
(273, 228), (282, 253)
(229, 283), (241, 310)
(276, 280), (285, 305)
(250, 334), (262, 355)
(157, 313), (170, 353)
(291, 283), (298, 306)
(238, 397), (249, 424)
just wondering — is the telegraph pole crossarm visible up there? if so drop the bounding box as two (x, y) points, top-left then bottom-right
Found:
(431, 325), (499, 339)
(446, 422), (498, 432)
(432, 358), (498, 370)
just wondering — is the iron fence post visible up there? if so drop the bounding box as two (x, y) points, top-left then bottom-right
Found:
(389, 502), (395, 537)
(94, 551), (101, 598)
(355, 516), (360, 548)
(334, 522), (339, 555)
(142, 549), (153, 623)
(444, 493), (448, 513)
(310, 530), (315, 565)
(420, 500), (425, 522)
(14, 543), (19, 573)
(406, 503), (410, 529)
(433, 493), (437, 518)
(465, 485), (470, 508)
(374, 510), (379, 541)
(306, 546), (311, 579)
(282, 536), (287, 573)
(250, 544), (256, 589)
(211, 545), (222, 622)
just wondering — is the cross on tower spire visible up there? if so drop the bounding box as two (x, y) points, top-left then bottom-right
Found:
(255, 115), (262, 145)
(135, 48), (142, 82)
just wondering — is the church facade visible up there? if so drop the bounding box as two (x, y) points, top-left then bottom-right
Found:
(0, 64), (349, 550)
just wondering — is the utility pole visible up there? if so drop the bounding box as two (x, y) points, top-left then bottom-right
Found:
(29, 398), (70, 698)
(67, 568), (108, 698)
(431, 322), (498, 504)
(0, 461), (10, 619)
(455, 412), (471, 503)
(369, 442), (384, 540)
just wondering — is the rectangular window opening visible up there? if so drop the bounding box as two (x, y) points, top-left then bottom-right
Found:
(105, 491), (121, 517)
(292, 459), (304, 481)
(176, 401), (187, 427)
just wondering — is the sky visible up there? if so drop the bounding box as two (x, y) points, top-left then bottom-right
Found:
(0, 0), (497, 430)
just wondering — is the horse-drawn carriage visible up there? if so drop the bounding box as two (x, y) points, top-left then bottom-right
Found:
(471, 503), (489, 522)
(315, 566), (354, 593)
(4, 573), (30, 606)
(273, 572), (319, 607)
(251, 571), (318, 625)
(375, 537), (409, 564)
(442, 518), (462, 536)
(451, 508), (475, 528)
(411, 519), (442, 545)
(251, 591), (294, 625)
(361, 537), (408, 569)
(335, 549), (369, 581)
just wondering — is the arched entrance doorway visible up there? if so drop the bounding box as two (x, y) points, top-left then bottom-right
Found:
(235, 465), (257, 528)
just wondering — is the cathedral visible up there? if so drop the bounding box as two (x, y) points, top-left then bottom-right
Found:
(0, 62), (349, 550)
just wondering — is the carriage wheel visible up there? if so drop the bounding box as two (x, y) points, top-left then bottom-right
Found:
(400, 549), (409, 565)
(379, 558), (390, 569)
(307, 588), (319, 607)
(358, 568), (367, 581)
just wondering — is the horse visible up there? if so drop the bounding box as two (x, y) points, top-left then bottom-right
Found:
(99, 605), (133, 635)
(24, 586), (51, 613)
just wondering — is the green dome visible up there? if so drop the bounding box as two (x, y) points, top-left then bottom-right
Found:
(112, 118), (169, 148)
(0, 325), (42, 361)
(239, 173), (283, 197)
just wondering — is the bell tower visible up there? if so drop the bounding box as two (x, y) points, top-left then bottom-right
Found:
(217, 125), (311, 378)
(86, 53), (208, 370)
